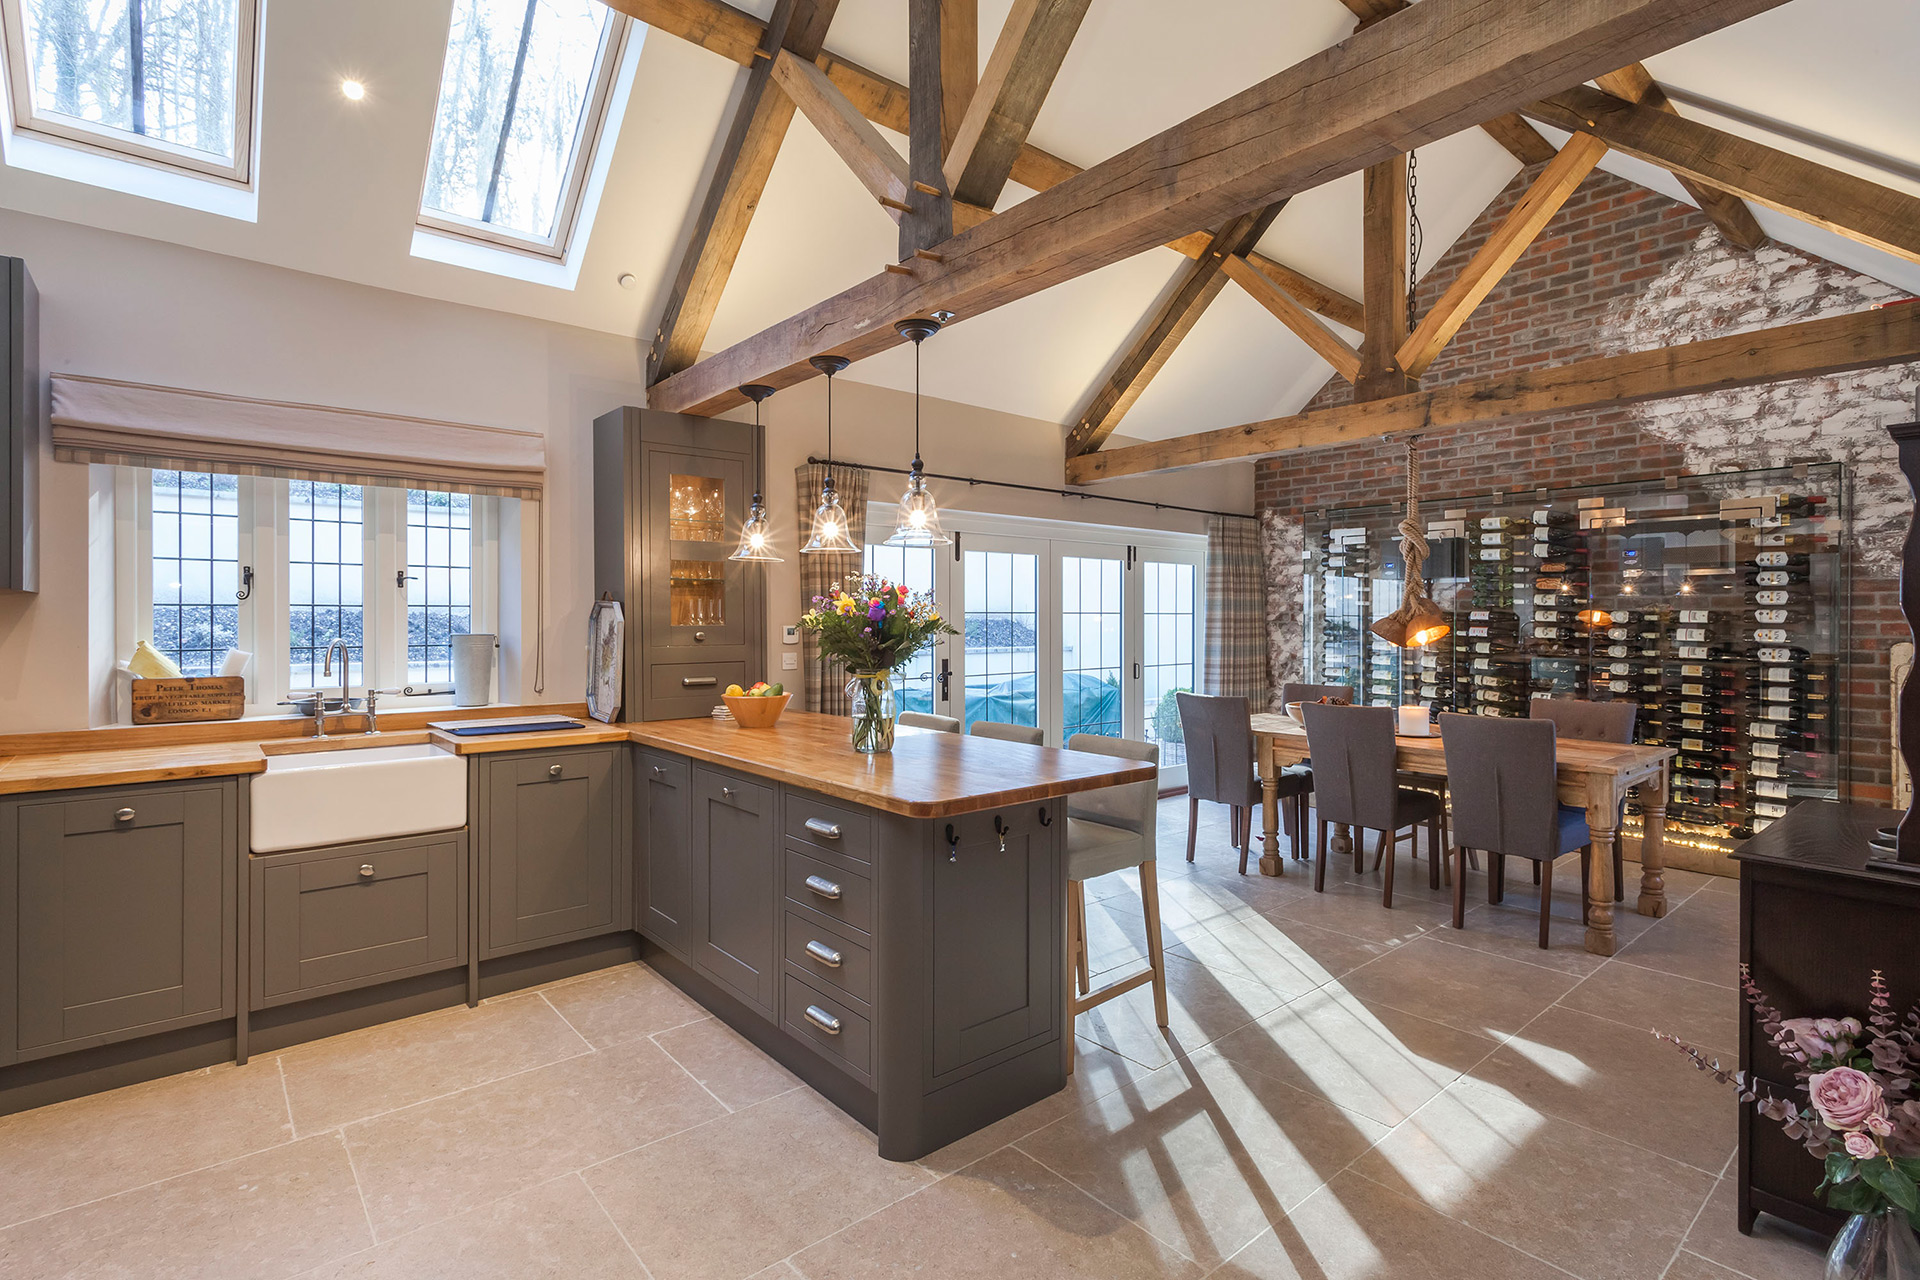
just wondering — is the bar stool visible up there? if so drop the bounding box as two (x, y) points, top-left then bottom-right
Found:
(1063, 734), (1166, 1069)
(1177, 693), (1308, 874)
(1531, 697), (1636, 901)
(970, 721), (1044, 744)
(898, 711), (959, 733)
(1299, 702), (1442, 907)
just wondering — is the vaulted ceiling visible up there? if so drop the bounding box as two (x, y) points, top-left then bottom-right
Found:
(2, 0), (1914, 446)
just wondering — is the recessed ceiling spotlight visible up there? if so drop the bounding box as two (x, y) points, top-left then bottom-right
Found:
(340, 79), (366, 101)
(617, 273), (637, 290)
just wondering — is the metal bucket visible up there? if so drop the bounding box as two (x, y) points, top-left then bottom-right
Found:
(452, 634), (496, 707)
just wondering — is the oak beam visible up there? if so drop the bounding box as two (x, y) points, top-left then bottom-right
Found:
(941, 0), (976, 157)
(647, 0), (842, 385)
(1189, 246), (1364, 330)
(1592, 64), (1766, 250)
(1066, 303), (1920, 482)
(770, 50), (909, 218)
(943, 0), (1092, 209)
(1222, 253), (1362, 383)
(1065, 203), (1288, 457)
(1397, 131), (1607, 377)
(600, 0), (764, 64)
(1359, 156), (1415, 400)
(647, 0), (1796, 417)
(1527, 85), (1920, 266)
(903, 0), (954, 256)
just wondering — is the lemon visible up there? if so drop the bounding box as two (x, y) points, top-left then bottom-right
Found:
(725, 684), (744, 696)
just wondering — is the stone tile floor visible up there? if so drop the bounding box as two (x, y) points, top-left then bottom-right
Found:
(0, 800), (1833, 1279)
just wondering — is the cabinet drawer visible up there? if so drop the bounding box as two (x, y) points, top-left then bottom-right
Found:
(782, 912), (872, 1005)
(784, 847), (872, 934)
(254, 834), (467, 1008)
(782, 794), (872, 863)
(648, 661), (746, 703)
(783, 974), (872, 1080)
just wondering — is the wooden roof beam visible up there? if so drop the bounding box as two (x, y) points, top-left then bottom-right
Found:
(1222, 253), (1362, 383)
(943, 0), (1093, 210)
(1592, 64), (1766, 250)
(770, 50), (911, 220)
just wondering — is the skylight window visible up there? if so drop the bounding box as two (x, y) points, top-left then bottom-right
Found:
(420, 0), (629, 258)
(1, 0), (257, 182)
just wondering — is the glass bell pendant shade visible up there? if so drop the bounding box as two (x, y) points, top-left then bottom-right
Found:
(729, 491), (782, 562)
(802, 480), (858, 555)
(886, 461), (950, 546)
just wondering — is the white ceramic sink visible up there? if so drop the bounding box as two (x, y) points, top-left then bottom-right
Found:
(250, 743), (467, 853)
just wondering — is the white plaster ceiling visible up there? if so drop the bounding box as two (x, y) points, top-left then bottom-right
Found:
(0, 0), (1913, 445)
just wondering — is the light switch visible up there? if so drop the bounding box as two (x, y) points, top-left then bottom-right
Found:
(782, 652), (798, 670)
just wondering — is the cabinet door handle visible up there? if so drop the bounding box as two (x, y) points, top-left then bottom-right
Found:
(804, 874), (842, 900)
(681, 676), (717, 687)
(693, 632), (707, 643)
(359, 864), (376, 878)
(804, 940), (843, 968)
(548, 764), (563, 778)
(651, 765), (664, 777)
(803, 818), (842, 840)
(804, 1005), (842, 1035)
(721, 786), (736, 801)
(114, 808), (136, 823)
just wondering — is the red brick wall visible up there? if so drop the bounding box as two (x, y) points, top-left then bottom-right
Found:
(1255, 165), (1919, 799)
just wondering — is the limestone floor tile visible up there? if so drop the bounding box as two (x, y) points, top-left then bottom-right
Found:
(1438, 895), (1618, 977)
(0, 1132), (370, 1280)
(1207, 985), (1500, 1127)
(0, 1058), (293, 1229)
(299, 1173), (645, 1279)
(1664, 1252), (1752, 1280)
(917, 1038), (1159, 1176)
(1256, 878), (1453, 947)
(790, 1146), (1205, 1280)
(277, 992), (592, 1134)
(539, 962), (710, 1048)
(1469, 1005), (1737, 1174)
(1075, 951), (1290, 1070)
(584, 1088), (935, 1280)
(651, 1016), (800, 1111)
(1614, 891), (1742, 988)
(1012, 1047), (1390, 1267)
(1680, 1177), (1832, 1280)
(1209, 1169), (1572, 1280)
(344, 1036), (726, 1239)
(1622, 859), (1720, 903)
(1335, 935), (1580, 1039)
(1348, 1075), (1715, 1280)
(746, 1264), (804, 1279)
(1559, 958), (1742, 1050)
(1167, 913), (1399, 996)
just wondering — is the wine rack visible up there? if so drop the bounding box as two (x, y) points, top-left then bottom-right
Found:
(1301, 463), (1847, 852)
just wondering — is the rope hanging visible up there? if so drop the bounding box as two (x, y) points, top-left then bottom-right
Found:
(1369, 436), (1448, 647)
(1397, 439), (1431, 596)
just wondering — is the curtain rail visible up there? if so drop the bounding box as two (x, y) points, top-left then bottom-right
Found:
(806, 455), (1255, 521)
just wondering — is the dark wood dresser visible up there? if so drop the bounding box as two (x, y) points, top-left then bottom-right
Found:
(1732, 799), (1917, 1238)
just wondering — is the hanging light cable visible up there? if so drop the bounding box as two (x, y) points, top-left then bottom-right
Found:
(729, 384), (782, 562)
(801, 355), (858, 555)
(1368, 436), (1450, 648)
(886, 317), (950, 547)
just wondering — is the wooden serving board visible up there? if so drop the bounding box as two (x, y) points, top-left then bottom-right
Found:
(131, 677), (246, 724)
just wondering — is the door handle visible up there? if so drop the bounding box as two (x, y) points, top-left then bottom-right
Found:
(804, 940), (843, 968)
(681, 676), (717, 687)
(721, 786), (736, 801)
(803, 817), (841, 840)
(804, 1005), (842, 1035)
(1133, 661), (1142, 680)
(359, 864), (376, 878)
(937, 657), (951, 704)
(548, 764), (563, 778)
(804, 873), (842, 900)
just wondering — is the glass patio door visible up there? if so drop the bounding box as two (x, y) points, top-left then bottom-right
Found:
(1139, 554), (1201, 781)
(1056, 544), (1130, 741)
(949, 536), (1049, 735)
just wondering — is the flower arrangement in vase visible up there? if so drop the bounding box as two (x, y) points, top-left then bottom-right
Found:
(800, 573), (955, 753)
(1662, 968), (1920, 1278)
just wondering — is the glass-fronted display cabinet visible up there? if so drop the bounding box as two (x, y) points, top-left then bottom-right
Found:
(1302, 463), (1847, 853)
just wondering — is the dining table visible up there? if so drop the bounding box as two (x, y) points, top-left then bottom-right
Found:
(1249, 712), (1677, 956)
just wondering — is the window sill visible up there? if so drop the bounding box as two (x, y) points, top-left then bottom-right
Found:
(2, 127), (257, 221)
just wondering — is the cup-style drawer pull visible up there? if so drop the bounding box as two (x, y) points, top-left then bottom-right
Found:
(803, 874), (842, 900)
(114, 808), (136, 823)
(804, 940), (843, 968)
(803, 818), (842, 840)
(681, 676), (717, 687)
(548, 764), (563, 778)
(359, 864), (376, 878)
(804, 1005), (842, 1035)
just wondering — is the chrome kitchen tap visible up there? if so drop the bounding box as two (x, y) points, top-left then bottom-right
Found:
(317, 640), (353, 739)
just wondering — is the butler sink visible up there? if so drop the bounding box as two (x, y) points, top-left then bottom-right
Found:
(250, 743), (467, 853)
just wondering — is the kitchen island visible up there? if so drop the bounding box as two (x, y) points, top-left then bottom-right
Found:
(626, 712), (1155, 1161)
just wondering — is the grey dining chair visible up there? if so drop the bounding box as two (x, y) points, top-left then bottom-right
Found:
(1298, 702), (1442, 908)
(1177, 692), (1309, 874)
(969, 720), (1044, 745)
(1438, 713), (1593, 948)
(1277, 683), (1354, 863)
(1531, 697), (1636, 901)
(898, 711), (960, 733)
(1063, 734), (1166, 1067)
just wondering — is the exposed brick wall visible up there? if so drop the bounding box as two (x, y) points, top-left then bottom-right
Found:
(1255, 166), (1919, 799)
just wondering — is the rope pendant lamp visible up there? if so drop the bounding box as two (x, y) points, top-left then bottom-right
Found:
(729, 384), (782, 562)
(886, 316), (950, 547)
(1369, 436), (1450, 648)
(801, 355), (858, 555)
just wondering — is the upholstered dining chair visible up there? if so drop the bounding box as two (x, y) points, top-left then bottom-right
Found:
(969, 720), (1044, 745)
(1277, 683), (1354, 863)
(1177, 693), (1309, 874)
(1298, 702), (1442, 907)
(1530, 697), (1637, 901)
(898, 711), (960, 733)
(1063, 734), (1166, 1070)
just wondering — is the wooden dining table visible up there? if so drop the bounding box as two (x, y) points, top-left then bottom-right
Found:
(1249, 713), (1676, 956)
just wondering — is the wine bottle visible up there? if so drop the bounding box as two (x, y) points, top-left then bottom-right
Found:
(1743, 569), (1809, 587)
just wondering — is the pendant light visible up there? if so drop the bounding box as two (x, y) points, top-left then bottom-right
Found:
(728, 384), (782, 562)
(885, 316), (950, 547)
(1368, 436), (1450, 648)
(801, 354), (858, 555)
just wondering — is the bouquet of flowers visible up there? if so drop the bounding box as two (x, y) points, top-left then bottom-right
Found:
(800, 573), (954, 674)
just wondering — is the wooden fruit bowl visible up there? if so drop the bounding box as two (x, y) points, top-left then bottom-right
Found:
(722, 692), (791, 728)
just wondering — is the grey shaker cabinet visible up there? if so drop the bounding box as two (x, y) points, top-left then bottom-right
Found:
(478, 745), (629, 960)
(690, 765), (778, 1016)
(636, 748), (692, 959)
(1, 779), (236, 1064)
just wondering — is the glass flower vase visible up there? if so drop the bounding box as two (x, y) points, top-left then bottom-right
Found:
(846, 670), (896, 754)
(1828, 1209), (1920, 1279)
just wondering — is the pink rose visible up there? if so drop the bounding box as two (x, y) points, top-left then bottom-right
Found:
(1868, 1113), (1896, 1138)
(1810, 1067), (1885, 1131)
(1846, 1132), (1879, 1159)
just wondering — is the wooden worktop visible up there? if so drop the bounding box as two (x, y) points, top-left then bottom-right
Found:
(629, 711), (1155, 818)
(0, 741), (272, 795)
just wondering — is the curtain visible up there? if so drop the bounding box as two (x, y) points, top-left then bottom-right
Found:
(795, 463), (870, 714)
(50, 375), (546, 499)
(1204, 514), (1269, 709)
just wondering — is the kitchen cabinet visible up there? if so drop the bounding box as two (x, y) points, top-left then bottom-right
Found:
(690, 765), (778, 1016)
(593, 406), (766, 720)
(636, 748), (692, 958)
(478, 745), (628, 959)
(0, 256), (36, 594)
(0, 779), (236, 1063)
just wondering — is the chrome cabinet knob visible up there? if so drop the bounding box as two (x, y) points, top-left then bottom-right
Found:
(721, 786), (736, 800)
(803, 1005), (842, 1036)
(803, 874), (842, 901)
(114, 808), (135, 823)
(359, 864), (375, 878)
(804, 940), (843, 968)
(548, 764), (563, 778)
(693, 631), (706, 642)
